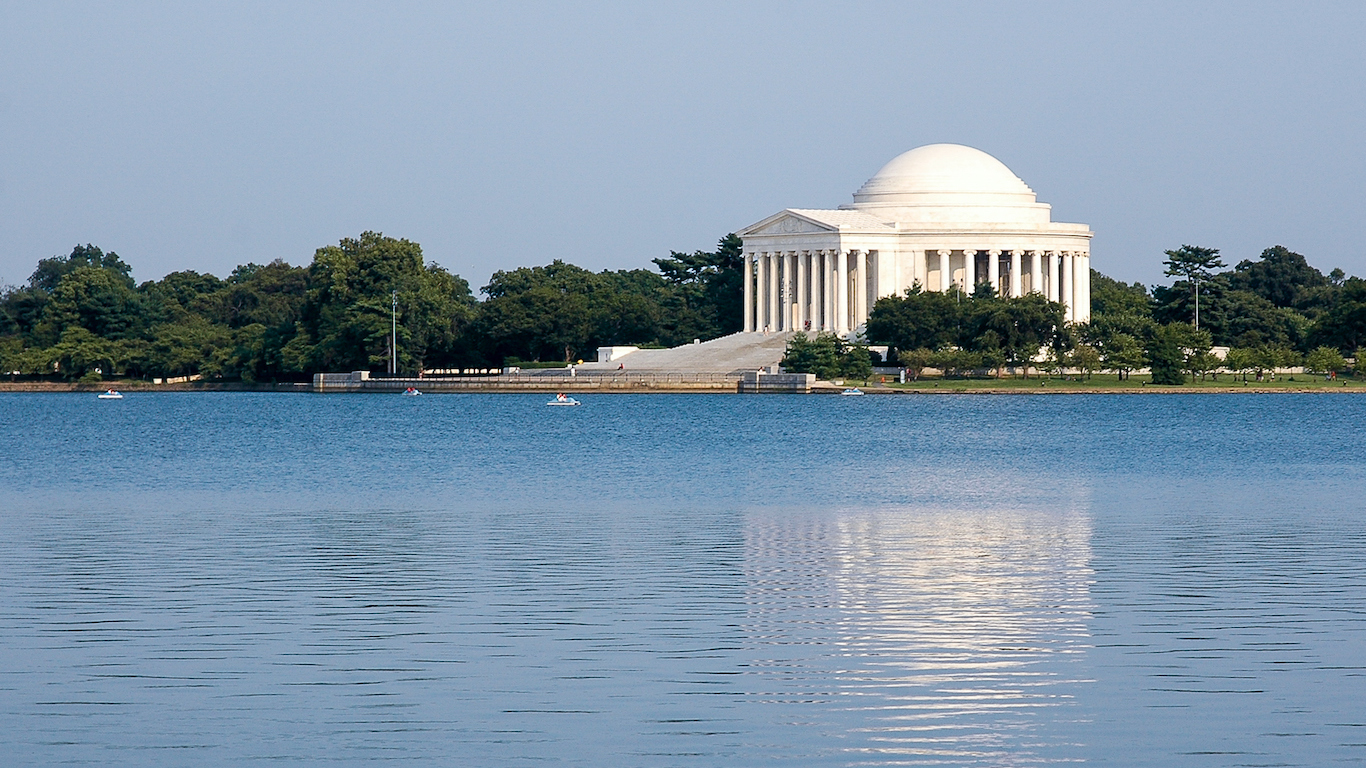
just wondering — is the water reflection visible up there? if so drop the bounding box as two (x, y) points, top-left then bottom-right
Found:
(743, 501), (1094, 765)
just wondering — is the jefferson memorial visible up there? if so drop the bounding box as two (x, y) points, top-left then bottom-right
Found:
(738, 144), (1093, 337)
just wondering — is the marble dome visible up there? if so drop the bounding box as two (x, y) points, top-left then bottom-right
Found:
(845, 144), (1047, 224)
(738, 142), (1093, 336)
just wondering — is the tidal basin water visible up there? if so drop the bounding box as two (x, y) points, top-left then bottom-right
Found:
(1, 392), (1364, 766)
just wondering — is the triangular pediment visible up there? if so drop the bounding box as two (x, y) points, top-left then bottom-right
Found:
(739, 210), (839, 237)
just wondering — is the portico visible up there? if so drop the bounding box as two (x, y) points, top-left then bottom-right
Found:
(738, 144), (1094, 336)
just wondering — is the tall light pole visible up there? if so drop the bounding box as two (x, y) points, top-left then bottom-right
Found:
(1193, 274), (1200, 332)
(390, 290), (397, 375)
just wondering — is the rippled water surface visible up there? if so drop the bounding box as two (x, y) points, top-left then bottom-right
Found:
(1, 392), (1364, 766)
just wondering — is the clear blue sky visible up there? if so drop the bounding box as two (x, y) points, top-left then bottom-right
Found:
(3, 1), (1363, 291)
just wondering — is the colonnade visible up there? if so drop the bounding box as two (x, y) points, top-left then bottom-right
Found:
(940, 249), (1090, 323)
(742, 248), (1091, 334)
(742, 249), (873, 334)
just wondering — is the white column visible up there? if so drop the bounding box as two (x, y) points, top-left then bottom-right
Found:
(743, 253), (754, 332)
(855, 250), (869, 328)
(1010, 250), (1022, 298)
(830, 245), (841, 327)
(756, 253), (765, 331)
(755, 254), (766, 331)
(795, 251), (807, 331)
(1078, 253), (1091, 322)
(1047, 251), (1060, 302)
(938, 250), (951, 292)
(775, 252), (784, 329)
(814, 251), (825, 329)
(811, 251), (820, 330)
(780, 252), (791, 331)
(763, 253), (775, 331)
(963, 249), (977, 295)
(988, 249), (1001, 297)
(1062, 252), (1075, 323)
(773, 252), (783, 331)
(830, 250), (841, 333)
(1030, 250), (1042, 295)
(772, 253), (782, 330)
(807, 252), (819, 330)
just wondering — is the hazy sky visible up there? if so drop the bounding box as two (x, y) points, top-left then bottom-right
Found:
(3, 2), (1364, 291)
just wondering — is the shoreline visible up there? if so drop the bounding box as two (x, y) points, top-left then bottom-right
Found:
(2, 380), (1362, 395)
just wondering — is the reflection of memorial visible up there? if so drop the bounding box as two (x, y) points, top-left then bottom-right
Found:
(742, 505), (1094, 764)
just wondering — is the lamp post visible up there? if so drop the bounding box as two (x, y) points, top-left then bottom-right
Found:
(1193, 274), (1200, 332)
(390, 290), (397, 375)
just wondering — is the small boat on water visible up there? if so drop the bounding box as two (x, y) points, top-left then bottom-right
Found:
(403, 387), (422, 396)
(840, 387), (864, 396)
(97, 389), (124, 400)
(546, 393), (581, 406)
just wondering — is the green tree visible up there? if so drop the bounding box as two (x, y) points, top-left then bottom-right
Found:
(1309, 277), (1366, 354)
(143, 318), (234, 378)
(782, 333), (842, 380)
(297, 232), (475, 373)
(1163, 245), (1225, 331)
(35, 266), (147, 344)
(1252, 345), (1298, 381)
(1181, 327), (1216, 381)
(1215, 289), (1305, 349)
(29, 244), (134, 293)
(1147, 324), (1188, 384)
(865, 286), (961, 353)
(1090, 270), (1152, 320)
(962, 293), (1065, 378)
(978, 345), (1007, 379)
(929, 348), (982, 378)
(1100, 332), (1145, 380)
(0, 336), (23, 378)
(208, 260), (310, 329)
(1224, 347), (1255, 382)
(1069, 345), (1102, 380)
(897, 347), (934, 381)
(45, 326), (120, 380)
(652, 233), (744, 338)
(839, 340), (874, 381)
(140, 270), (225, 324)
(1228, 245), (1330, 310)
(1304, 346), (1346, 376)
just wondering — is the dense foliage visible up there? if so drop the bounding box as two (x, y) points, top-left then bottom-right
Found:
(865, 286), (1066, 378)
(0, 234), (745, 381)
(861, 243), (1365, 384)
(4, 234), (1362, 386)
(781, 333), (874, 381)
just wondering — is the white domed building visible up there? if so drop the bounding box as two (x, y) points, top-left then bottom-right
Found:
(737, 144), (1093, 336)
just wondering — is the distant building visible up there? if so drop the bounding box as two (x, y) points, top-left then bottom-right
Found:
(737, 144), (1093, 336)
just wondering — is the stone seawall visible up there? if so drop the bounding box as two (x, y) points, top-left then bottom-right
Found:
(737, 371), (815, 394)
(313, 371), (741, 393)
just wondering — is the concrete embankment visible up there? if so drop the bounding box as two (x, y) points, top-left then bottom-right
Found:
(0, 381), (310, 393)
(312, 370), (822, 394)
(314, 371), (742, 393)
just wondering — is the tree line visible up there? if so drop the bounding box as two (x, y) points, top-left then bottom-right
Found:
(858, 244), (1366, 383)
(6, 234), (1364, 385)
(0, 232), (745, 382)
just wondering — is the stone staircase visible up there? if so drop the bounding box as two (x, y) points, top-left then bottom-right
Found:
(575, 331), (795, 374)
